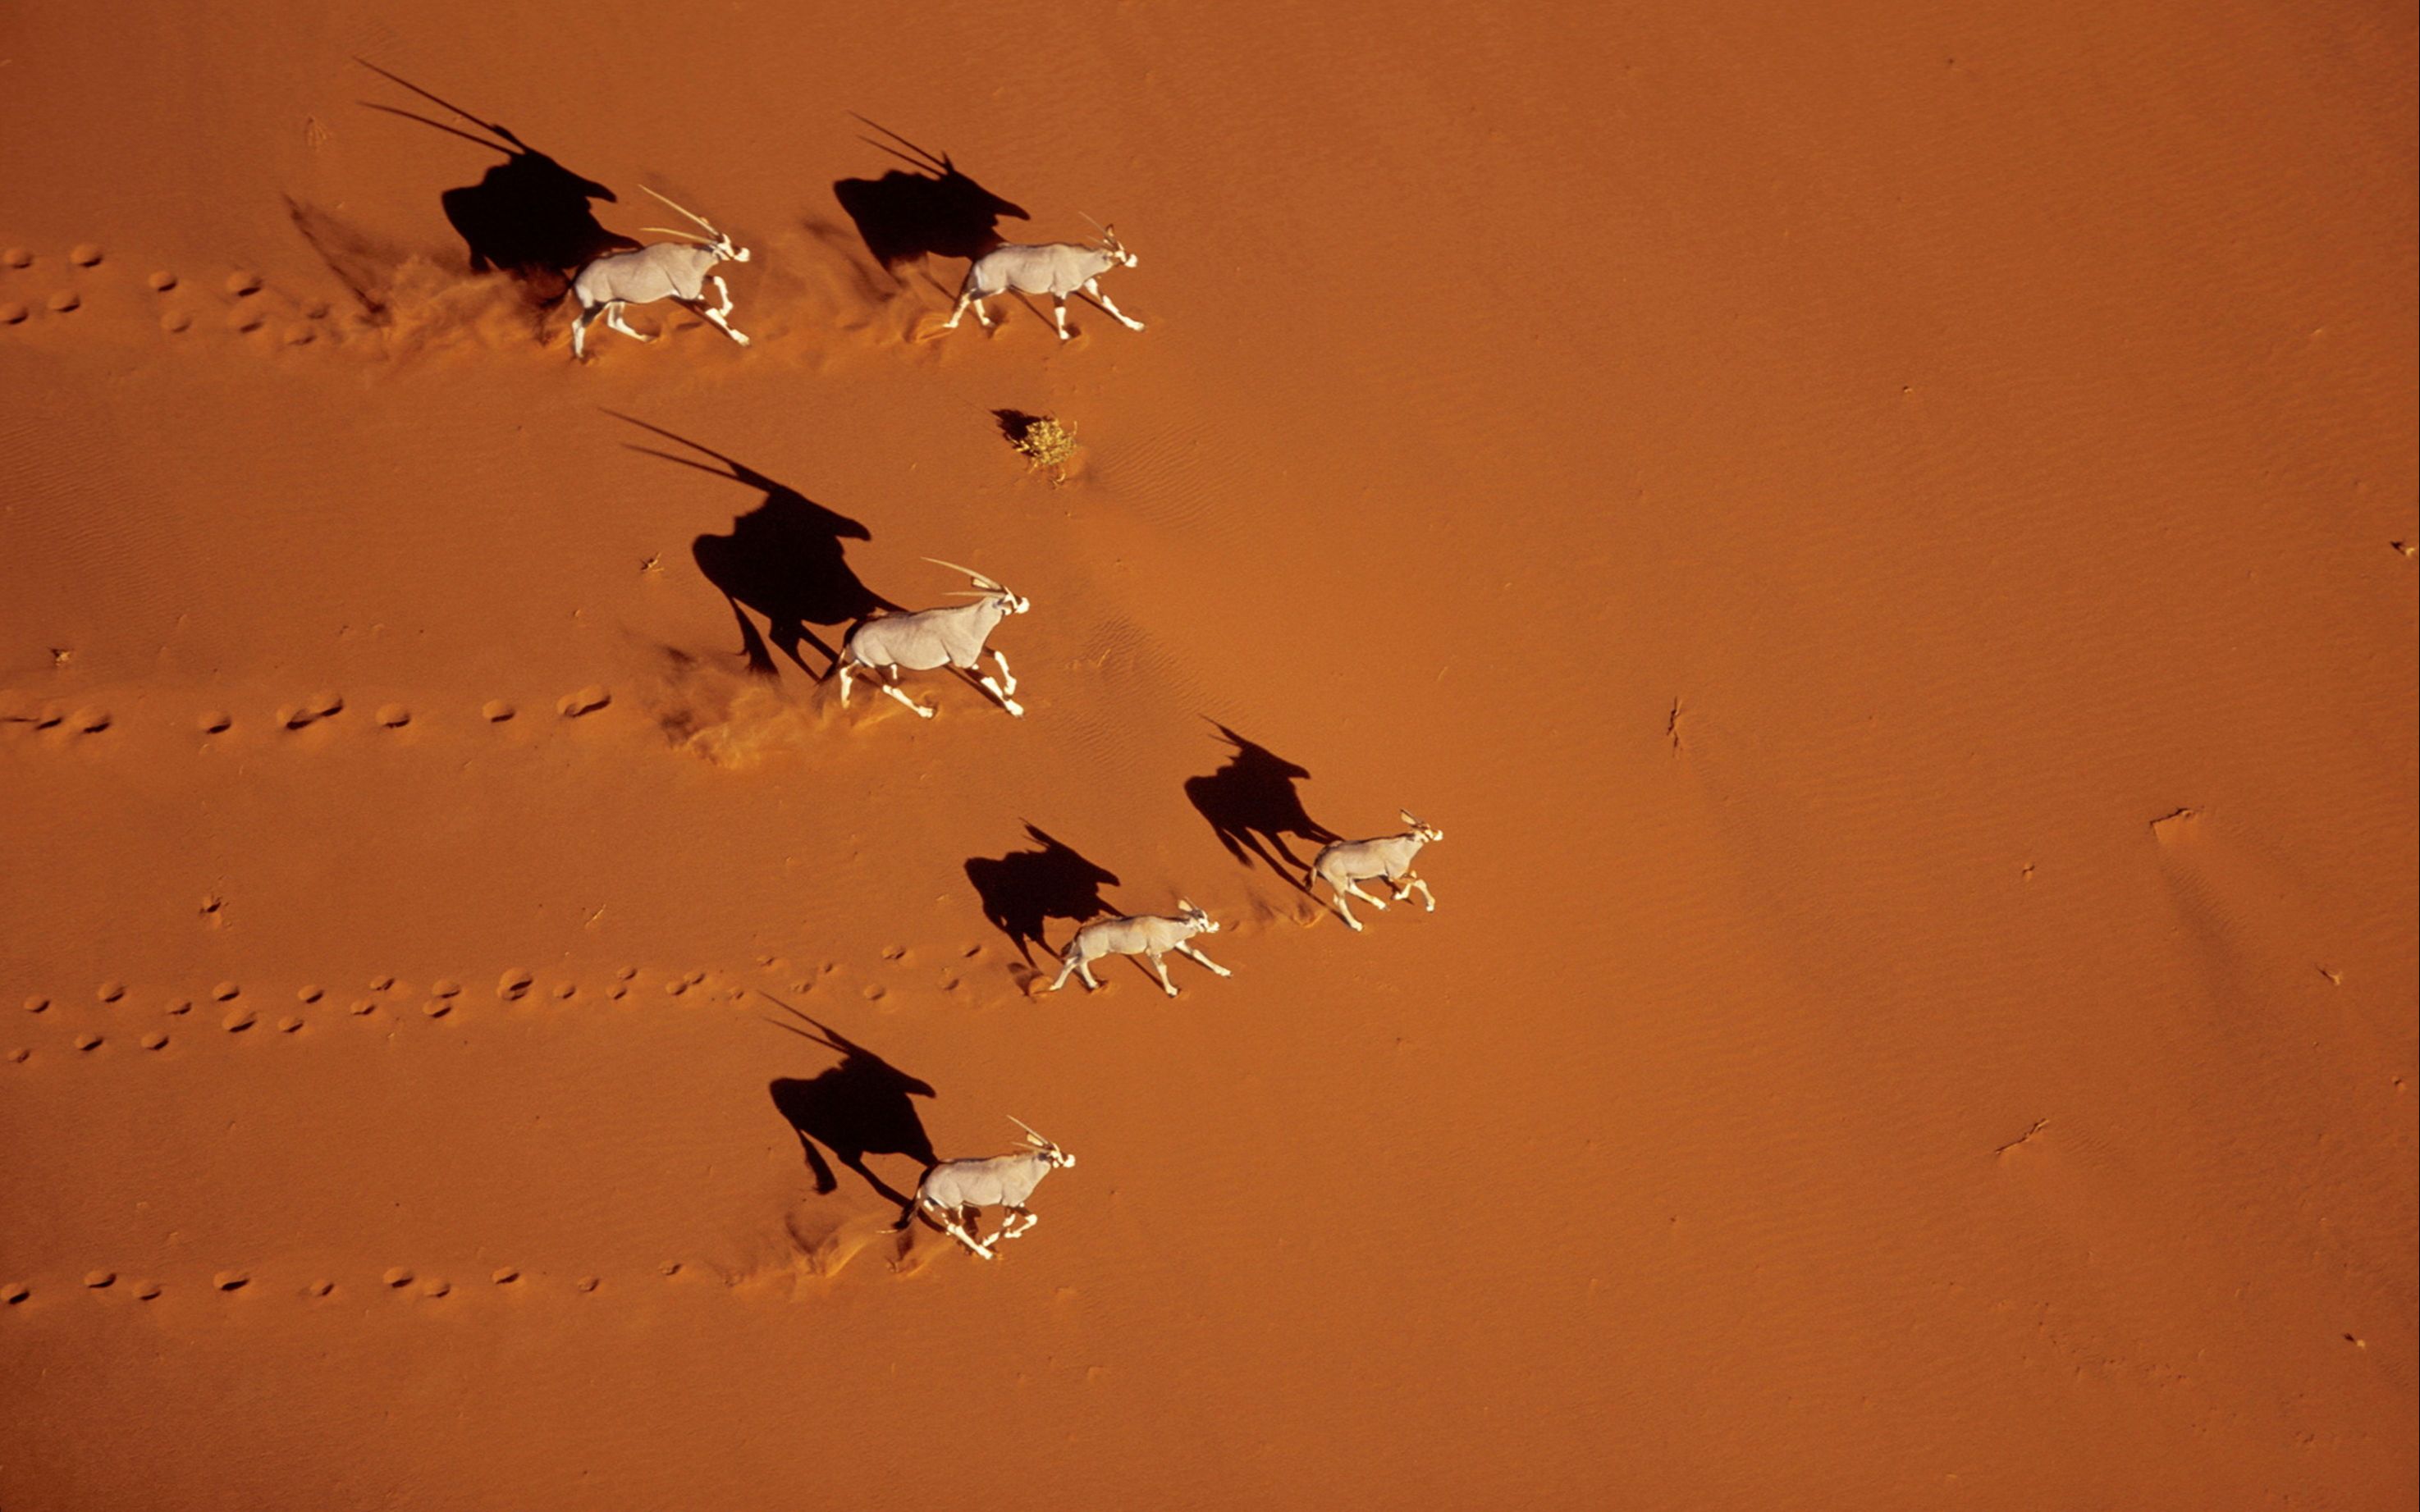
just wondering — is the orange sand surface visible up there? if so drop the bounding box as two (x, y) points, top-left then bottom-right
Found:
(2, 2), (2413, 1507)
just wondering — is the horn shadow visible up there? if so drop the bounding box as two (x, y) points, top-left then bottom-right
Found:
(831, 116), (1030, 274)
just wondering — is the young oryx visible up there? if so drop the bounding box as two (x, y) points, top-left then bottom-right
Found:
(1309, 811), (1447, 932)
(566, 187), (752, 360)
(835, 559), (1029, 719)
(1048, 901), (1230, 998)
(944, 222), (1144, 341)
(894, 1118), (1074, 1260)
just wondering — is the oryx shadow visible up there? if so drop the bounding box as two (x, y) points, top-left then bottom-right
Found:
(1183, 722), (1338, 891)
(965, 824), (1123, 965)
(762, 995), (938, 1207)
(832, 115), (1027, 276)
(358, 58), (634, 299)
(611, 412), (894, 679)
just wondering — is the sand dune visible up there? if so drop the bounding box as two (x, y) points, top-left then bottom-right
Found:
(2, 1), (2413, 1507)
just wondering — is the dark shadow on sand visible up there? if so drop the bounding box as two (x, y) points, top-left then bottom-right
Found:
(762, 995), (937, 1206)
(965, 825), (1123, 964)
(358, 58), (634, 299)
(611, 412), (894, 678)
(1183, 722), (1339, 890)
(832, 116), (1027, 276)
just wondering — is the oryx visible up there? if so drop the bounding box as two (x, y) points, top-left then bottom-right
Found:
(894, 1118), (1074, 1260)
(835, 559), (1029, 719)
(567, 187), (752, 359)
(944, 222), (1144, 341)
(1048, 901), (1230, 998)
(1309, 812), (1446, 932)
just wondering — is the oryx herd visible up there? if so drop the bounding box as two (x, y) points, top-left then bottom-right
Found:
(553, 156), (1445, 1266)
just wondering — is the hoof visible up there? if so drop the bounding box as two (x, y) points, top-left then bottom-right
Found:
(916, 707), (935, 719)
(1003, 702), (1025, 718)
(730, 333), (753, 348)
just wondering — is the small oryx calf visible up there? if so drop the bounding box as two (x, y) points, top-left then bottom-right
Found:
(1048, 901), (1230, 998)
(894, 1118), (1074, 1260)
(835, 559), (1029, 719)
(568, 187), (752, 360)
(1309, 811), (1446, 932)
(945, 222), (1143, 341)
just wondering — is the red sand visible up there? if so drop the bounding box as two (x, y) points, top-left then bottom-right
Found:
(2, 2), (2413, 1506)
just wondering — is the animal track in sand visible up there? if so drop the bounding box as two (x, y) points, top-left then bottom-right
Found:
(7, 1049), (29, 1064)
(350, 998), (376, 1016)
(75, 1033), (103, 1053)
(496, 970), (533, 1002)
(430, 980), (461, 999)
(224, 271), (261, 297)
(213, 1271), (248, 1292)
(140, 1032), (167, 1050)
(96, 980), (125, 1003)
(46, 290), (79, 313)
(84, 1271), (114, 1290)
(419, 1278), (451, 1298)
(222, 1009), (254, 1032)
(492, 1268), (519, 1284)
(161, 310), (190, 333)
(213, 981), (241, 1002)
(71, 706), (108, 733)
(377, 703), (411, 729)
(165, 998), (191, 1016)
(0, 304), (25, 326)
(134, 1281), (161, 1300)
(148, 271), (176, 291)
(483, 700), (515, 722)
(384, 1268), (414, 1288)
(4, 1282), (29, 1304)
(557, 685), (612, 718)
(199, 710), (231, 733)
(297, 985), (322, 1003)
(422, 1000), (451, 1018)
(24, 996), (48, 1014)
(67, 244), (103, 267)
(277, 1015), (304, 1034)
(2, 248), (30, 267)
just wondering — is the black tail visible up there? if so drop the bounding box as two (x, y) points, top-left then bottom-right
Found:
(891, 1197), (922, 1232)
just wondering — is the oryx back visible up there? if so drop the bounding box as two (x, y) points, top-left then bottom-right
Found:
(964, 241), (1111, 300)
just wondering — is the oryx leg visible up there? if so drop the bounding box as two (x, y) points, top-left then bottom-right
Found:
(937, 1209), (995, 1259)
(571, 304), (600, 360)
(1086, 278), (1145, 331)
(881, 677), (934, 720)
(692, 299), (752, 348)
(1329, 887), (1364, 932)
(1146, 950), (1179, 998)
(603, 302), (654, 343)
(1177, 942), (1232, 978)
(1342, 878), (1391, 913)
(988, 647), (1018, 697)
(945, 291), (992, 331)
(975, 655), (1024, 718)
(1051, 297), (1072, 341)
(998, 1209), (1038, 1241)
(1393, 873), (1437, 911)
(704, 274), (736, 317)
(835, 662), (855, 704)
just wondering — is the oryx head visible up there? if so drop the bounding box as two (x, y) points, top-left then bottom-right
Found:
(640, 185), (752, 264)
(1082, 214), (1138, 269)
(1176, 898), (1219, 934)
(1400, 810), (1444, 843)
(925, 557), (1030, 615)
(1009, 1116), (1074, 1168)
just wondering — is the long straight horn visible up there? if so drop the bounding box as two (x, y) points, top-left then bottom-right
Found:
(922, 556), (1002, 592)
(1400, 810), (1423, 827)
(641, 185), (718, 236)
(1007, 1115), (1051, 1147)
(639, 226), (711, 243)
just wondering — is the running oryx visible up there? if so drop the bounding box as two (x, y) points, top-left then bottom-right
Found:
(1309, 811), (1446, 932)
(835, 559), (1029, 719)
(1047, 901), (1230, 998)
(894, 1118), (1074, 1260)
(567, 187), (752, 359)
(944, 222), (1144, 341)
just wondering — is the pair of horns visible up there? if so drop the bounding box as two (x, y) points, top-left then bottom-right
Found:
(1009, 1115), (1055, 1148)
(638, 185), (725, 244)
(924, 556), (1006, 594)
(1401, 809), (1428, 827)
